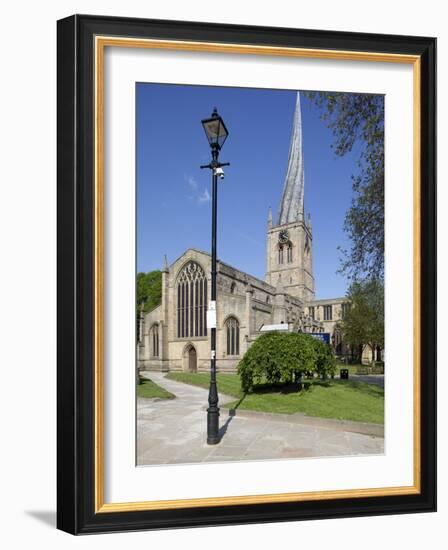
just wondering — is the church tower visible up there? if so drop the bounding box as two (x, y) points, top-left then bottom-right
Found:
(265, 93), (315, 302)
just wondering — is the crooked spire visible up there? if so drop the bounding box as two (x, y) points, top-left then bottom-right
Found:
(277, 92), (305, 226)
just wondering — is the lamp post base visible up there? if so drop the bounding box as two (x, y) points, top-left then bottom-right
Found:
(207, 407), (220, 445)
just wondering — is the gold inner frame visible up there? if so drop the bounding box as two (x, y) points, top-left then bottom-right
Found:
(94, 36), (421, 513)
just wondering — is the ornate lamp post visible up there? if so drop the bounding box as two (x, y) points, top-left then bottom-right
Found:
(200, 108), (230, 445)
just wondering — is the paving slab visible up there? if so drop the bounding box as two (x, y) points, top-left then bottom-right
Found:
(137, 372), (384, 466)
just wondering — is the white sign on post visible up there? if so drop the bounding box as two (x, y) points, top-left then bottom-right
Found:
(207, 300), (217, 329)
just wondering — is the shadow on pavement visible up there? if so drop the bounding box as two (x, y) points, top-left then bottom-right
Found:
(218, 395), (246, 442)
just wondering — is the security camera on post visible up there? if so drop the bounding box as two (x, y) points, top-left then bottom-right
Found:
(214, 166), (225, 179)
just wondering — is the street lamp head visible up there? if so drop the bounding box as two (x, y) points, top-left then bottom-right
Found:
(201, 107), (229, 151)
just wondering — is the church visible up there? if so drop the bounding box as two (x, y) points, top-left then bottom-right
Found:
(138, 93), (347, 374)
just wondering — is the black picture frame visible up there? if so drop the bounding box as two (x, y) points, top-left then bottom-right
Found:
(57, 14), (436, 534)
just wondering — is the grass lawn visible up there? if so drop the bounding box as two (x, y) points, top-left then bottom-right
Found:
(137, 376), (175, 400)
(166, 372), (384, 425)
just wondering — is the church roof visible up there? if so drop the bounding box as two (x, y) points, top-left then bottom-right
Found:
(277, 92), (305, 226)
(169, 248), (278, 294)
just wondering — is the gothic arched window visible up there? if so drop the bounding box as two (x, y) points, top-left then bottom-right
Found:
(226, 317), (240, 356)
(230, 282), (236, 294)
(278, 245), (284, 264)
(177, 261), (207, 338)
(287, 243), (293, 263)
(150, 324), (159, 357)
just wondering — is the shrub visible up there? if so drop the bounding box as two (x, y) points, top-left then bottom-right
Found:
(237, 332), (335, 392)
(312, 338), (336, 379)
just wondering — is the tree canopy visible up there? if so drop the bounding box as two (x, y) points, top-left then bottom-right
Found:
(340, 279), (384, 365)
(304, 92), (384, 281)
(136, 270), (162, 313)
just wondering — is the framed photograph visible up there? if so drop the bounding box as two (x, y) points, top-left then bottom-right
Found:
(57, 14), (436, 534)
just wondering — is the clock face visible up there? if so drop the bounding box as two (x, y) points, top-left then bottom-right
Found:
(278, 230), (289, 244)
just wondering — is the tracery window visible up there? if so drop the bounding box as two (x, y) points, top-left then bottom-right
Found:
(287, 242), (293, 263)
(177, 261), (207, 338)
(150, 324), (159, 357)
(225, 317), (240, 356)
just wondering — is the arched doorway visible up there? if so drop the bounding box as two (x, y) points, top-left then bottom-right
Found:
(183, 344), (197, 372)
(188, 346), (197, 372)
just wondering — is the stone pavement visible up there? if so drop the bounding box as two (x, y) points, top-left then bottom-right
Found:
(137, 372), (384, 466)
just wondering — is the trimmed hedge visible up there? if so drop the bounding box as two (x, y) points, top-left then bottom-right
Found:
(237, 332), (336, 392)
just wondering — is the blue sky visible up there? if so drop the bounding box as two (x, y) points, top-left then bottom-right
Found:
(136, 83), (362, 299)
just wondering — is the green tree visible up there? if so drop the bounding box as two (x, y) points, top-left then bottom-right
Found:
(313, 337), (337, 379)
(304, 92), (384, 281)
(136, 270), (162, 314)
(341, 279), (384, 366)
